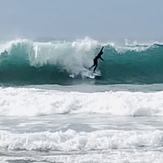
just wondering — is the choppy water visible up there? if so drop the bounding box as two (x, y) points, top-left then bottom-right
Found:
(1, 114), (163, 163)
(0, 38), (163, 163)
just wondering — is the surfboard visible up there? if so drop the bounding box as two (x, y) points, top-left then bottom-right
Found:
(83, 68), (101, 79)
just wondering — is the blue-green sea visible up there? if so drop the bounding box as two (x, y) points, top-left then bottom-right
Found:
(1, 38), (163, 85)
(0, 38), (163, 163)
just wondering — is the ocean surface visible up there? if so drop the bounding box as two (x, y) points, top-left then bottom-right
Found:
(0, 37), (163, 163)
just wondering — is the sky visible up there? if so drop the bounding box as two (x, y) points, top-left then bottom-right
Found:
(0, 0), (163, 41)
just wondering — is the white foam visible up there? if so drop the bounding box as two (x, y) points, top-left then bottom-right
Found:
(0, 129), (162, 151)
(0, 37), (97, 76)
(111, 42), (152, 53)
(0, 87), (163, 117)
(0, 39), (32, 54)
(30, 37), (99, 76)
(1, 151), (163, 163)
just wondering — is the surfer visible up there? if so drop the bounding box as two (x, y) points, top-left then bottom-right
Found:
(89, 46), (104, 72)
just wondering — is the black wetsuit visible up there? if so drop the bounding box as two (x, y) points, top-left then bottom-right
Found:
(89, 47), (104, 72)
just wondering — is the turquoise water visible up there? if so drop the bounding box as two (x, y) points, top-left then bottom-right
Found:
(0, 38), (163, 85)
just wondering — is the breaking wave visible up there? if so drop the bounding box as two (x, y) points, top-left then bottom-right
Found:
(0, 87), (163, 117)
(0, 38), (163, 85)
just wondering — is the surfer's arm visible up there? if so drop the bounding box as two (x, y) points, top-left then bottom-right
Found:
(100, 56), (104, 61)
(101, 46), (104, 50)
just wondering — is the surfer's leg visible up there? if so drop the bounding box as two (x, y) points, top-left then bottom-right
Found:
(93, 65), (97, 72)
(89, 58), (96, 70)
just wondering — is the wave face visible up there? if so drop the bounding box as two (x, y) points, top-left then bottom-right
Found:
(0, 38), (163, 85)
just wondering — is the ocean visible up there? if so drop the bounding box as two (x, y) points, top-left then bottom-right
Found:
(0, 37), (163, 163)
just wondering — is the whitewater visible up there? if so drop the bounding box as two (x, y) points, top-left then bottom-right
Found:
(0, 38), (163, 163)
